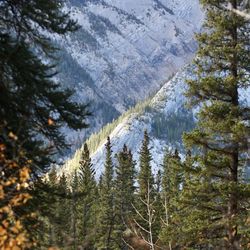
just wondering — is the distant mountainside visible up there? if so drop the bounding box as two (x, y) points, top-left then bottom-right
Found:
(62, 65), (195, 177)
(62, 63), (250, 178)
(54, 0), (204, 153)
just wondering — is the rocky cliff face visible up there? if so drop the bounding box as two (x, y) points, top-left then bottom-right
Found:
(55, 0), (204, 152)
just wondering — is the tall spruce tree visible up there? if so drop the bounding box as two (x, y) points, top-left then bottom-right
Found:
(135, 131), (158, 248)
(153, 169), (164, 244)
(96, 137), (116, 250)
(178, 0), (250, 248)
(138, 131), (154, 200)
(113, 144), (136, 249)
(56, 174), (71, 249)
(78, 143), (97, 250)
(70, 170), (82, 250)
(160, 149), (183, 250)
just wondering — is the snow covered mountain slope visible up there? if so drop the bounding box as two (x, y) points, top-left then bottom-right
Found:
(63, 65), (195, 177)
(63, 64), (250, 178)
(55, 0), (204, 150)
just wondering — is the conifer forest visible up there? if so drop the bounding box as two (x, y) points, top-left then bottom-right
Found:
(0, 0), (249, 249)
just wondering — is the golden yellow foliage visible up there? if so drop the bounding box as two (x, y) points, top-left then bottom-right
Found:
(47, 118), (55, 126)
(0, 143), (34, 249)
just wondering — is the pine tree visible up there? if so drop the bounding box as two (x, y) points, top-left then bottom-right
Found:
(95, 137), (116, 250)
(0, 0), (89, 172)
(42, 172), (71, 249)
(134, 131), (158, 249)
(56, 174), (71, 249)
(161, 149), (182, 205)
(78, 143), (98, 250)
(113, 144), (136, 249)
(0, 0), (89, 244)
(71, 171), (80, 250)
(153, 170), (164, 244)
(179, 0), (250, 248)
(47, 167), (60, 248)
(138, 131), (154, 201)
(160, 149), (183, 249)
(28, 167), (61, 249)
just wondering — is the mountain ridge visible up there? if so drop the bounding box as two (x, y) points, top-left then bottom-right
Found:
(62, 64), (195, 177)
(54, 0), (204, 153)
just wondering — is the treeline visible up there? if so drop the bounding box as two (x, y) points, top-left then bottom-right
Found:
(39, 131), (187, 249)
(63, 97), (152, 174)
(40, 130), (250, 249)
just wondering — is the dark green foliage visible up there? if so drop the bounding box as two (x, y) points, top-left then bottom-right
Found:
(162, 149), (182, 200)
(159, 149), (184, 249)
(138, 131), (154, 199)
(0, 0), (89, 172)
(71, 171), (80, 250)
(36, 145), (98, 250)
(95, 137), (117, 250)
(163, 0), (250, 249)
(153, 170), (165, 242)
(35, 171), (72, 249)
(113, 145), (136, 249)
(135, 131), (159, 245)
(151, 110), (195, 144)
(77, 143), (98, 249)
(0, 1), (90, 244)
(55, 174), (71, 248)
(115, 144), (136, 220)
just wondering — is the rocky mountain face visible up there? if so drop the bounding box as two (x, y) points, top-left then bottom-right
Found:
(63, 63), (250, 178)
(55, 0), (204, 153)
(63, 65), (195, 177)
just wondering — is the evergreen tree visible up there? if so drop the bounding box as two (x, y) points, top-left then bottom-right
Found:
(95, 137), (116, 250)
(135, 131), (158, 248)
(28, 167), (62, 249)
(160, 149), (183, 250)
(78, 143), (98, 250)
(56, 174), (71, 249)
(138, 131), (154, 200)
(41, 171), (71, 249)
(177, 0), (250, 248)
(70, 171), (80, 250)
(113, 144), (136, 249)
(161, 149), (182, 205)
(0, 0), (89, 173)
(0, 0), (89, 244)
(153, 169), (164, 243)
(47, 167), (60, 248)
